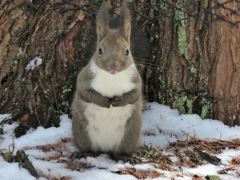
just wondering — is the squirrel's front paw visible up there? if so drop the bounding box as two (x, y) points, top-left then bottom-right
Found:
(111, 96), (128, 107)
(92, 95), (111, 108)
(96, 97), (111, 108)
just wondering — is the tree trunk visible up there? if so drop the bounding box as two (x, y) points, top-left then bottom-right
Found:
(145, 0), (240, 126)
(209, 4), (240, 126)
(0, 0), (239, 137)
(0, 0), (92, 135)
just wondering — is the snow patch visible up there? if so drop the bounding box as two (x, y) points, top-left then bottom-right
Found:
(25, 57), (43, 70)
(0, 103), (240, 179)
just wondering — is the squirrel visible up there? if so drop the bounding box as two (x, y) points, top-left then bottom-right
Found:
(71, 0), (143, 164)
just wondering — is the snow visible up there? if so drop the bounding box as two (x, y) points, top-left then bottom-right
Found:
(0, 102), (240, 180)
(17, 47), (23, 59)
(25, 57), (43, 70)
(142, 102), (240, 147)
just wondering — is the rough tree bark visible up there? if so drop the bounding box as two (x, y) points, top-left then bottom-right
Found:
(145, 0), (240, 126)
(0, 0), (239, 138)
(0, 0), (92, 136)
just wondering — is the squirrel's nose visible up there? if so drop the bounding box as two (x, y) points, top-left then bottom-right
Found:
(110, 60), (117, 69)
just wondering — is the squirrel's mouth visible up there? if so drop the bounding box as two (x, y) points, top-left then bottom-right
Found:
(110, 70), (117, 75)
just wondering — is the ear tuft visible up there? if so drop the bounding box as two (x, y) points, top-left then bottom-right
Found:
(119, 2), (131, 44)
(96, 0), (110, 43)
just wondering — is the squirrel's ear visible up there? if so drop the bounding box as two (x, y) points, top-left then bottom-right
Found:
(96, 0), (110, 43)
(119, 2), (131, 44)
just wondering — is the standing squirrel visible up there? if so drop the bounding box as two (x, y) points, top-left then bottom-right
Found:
(71, 0), (142, 164)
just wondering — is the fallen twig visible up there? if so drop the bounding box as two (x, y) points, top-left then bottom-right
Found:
(217, 165), (240, 174)
(16, 150), (39, 178)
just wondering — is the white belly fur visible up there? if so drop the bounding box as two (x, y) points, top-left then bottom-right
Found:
(84, 62), (136, 151)
(85, 103), (134, 151)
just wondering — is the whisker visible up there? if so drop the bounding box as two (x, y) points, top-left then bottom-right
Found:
(134, 59), (156, 65)
(135, 63), (158, 70)
(135, 62), (156, 66)
(80, 58), (158, 70)
(134, 61), (157, 66)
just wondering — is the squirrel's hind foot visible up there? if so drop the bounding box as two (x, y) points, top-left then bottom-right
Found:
(68, 151), (99, 164)
(111, 154), (142, 164)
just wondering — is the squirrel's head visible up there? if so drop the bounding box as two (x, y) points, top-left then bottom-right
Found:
(91, 0), (134, 75)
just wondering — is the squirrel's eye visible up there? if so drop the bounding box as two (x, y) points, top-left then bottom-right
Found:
(99, 48), (103, 55)
(125, 49), (129, 56)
